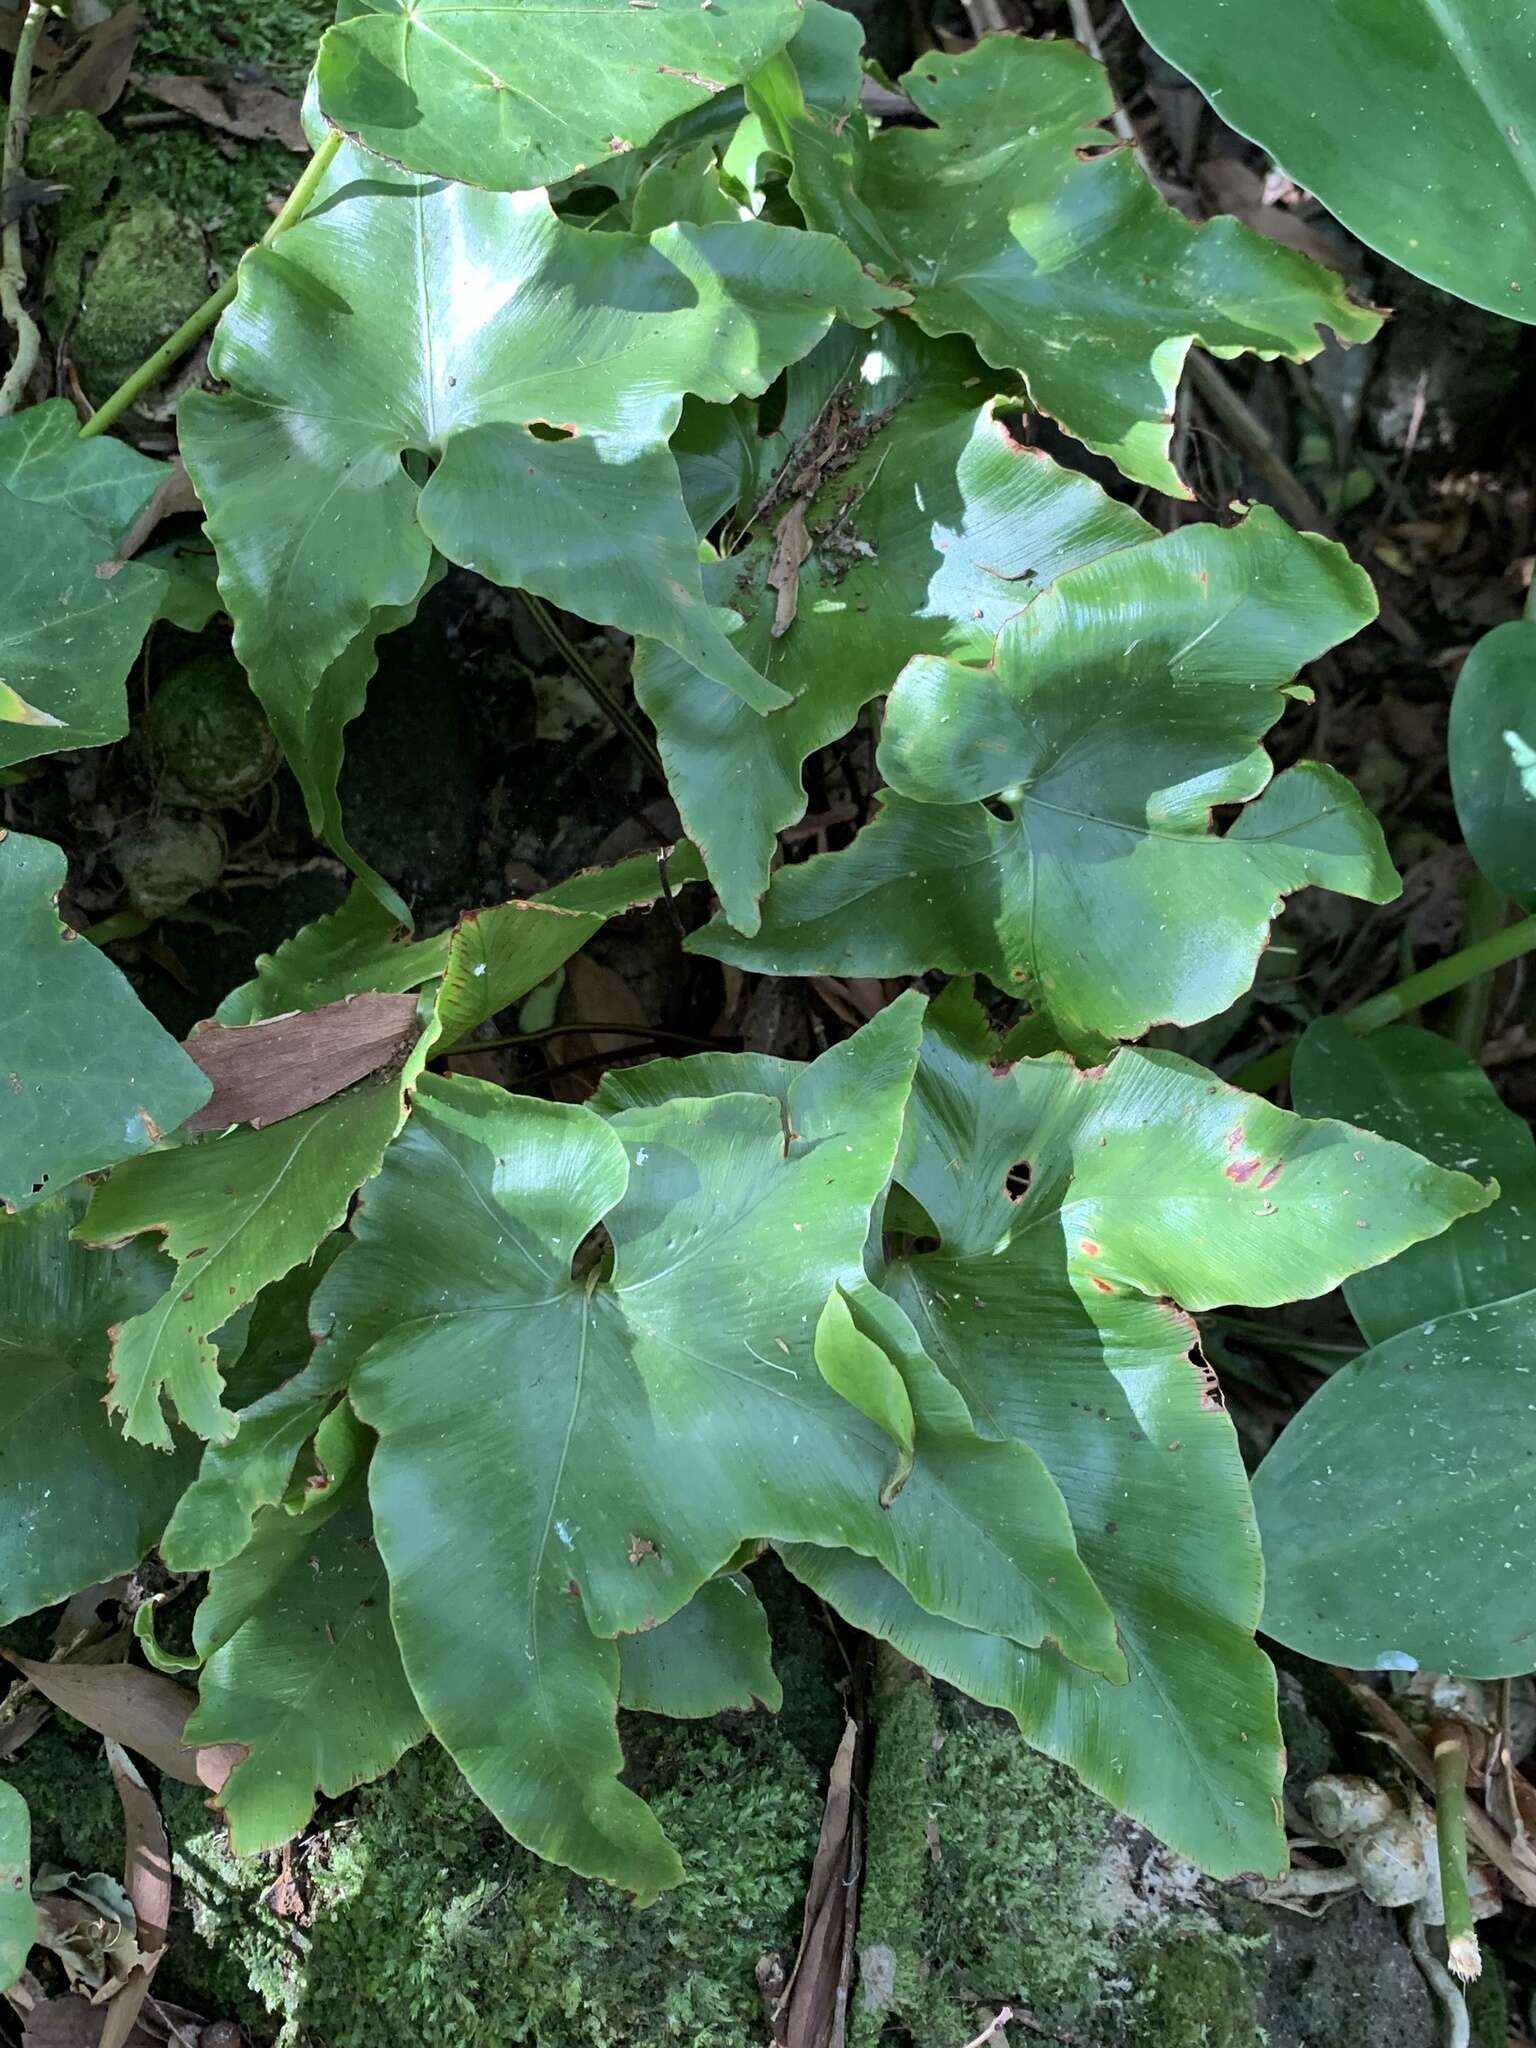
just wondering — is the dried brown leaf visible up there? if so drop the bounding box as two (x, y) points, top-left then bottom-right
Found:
(130, 72), (306, 151)
(33, 5), (142, 118)
(767, 499), (813, 640)
(5, 1658), (244, 1794)
(181, 990), (421, 1134)
(774, 1719), (859, 2048)
(23, 1997), (208, 2047)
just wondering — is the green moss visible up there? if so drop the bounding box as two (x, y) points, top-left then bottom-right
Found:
(117, 129), (295, 280)
(1122, 1926), (1265, 2048)
(147, 653), (280, 806)
(1466, 1949), (1509, 2048)
(855, 1685), (1119, 2047)
(137, 0), (335, 92)
(853, 1661), (939, 2040)
(7, 1704), (825, 2048)
(24, 111), (120, 330)
(71, 197), (210, 400)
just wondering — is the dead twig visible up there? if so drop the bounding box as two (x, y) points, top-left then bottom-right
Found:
(962, 2009), (1014, 2048)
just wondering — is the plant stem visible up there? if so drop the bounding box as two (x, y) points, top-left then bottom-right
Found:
(1448, 869), (1508, 1056)
(1431, 1721), (1482, 1983)
(519, 593), (666, 780)
(1233, 913), (1536, 1092)
(78, 128), (344, 441)
(0, 2), (49, 416)
(440, 1021), (730, 1060)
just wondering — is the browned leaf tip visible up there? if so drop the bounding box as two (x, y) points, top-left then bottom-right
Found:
(97, 1742), (171, 2048)
(181, 990), (420, 1134)
(6, 1656), (245, 1794)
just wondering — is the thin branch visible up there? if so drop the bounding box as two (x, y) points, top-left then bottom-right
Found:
(0, 2), (49, 415)
(518, 592), (666, 781)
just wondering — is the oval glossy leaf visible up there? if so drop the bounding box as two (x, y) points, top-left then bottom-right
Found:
(181, 142), (902, 879)
(1124, 0), (1536, 323)
(1449, 617), (1536, 906)
(0, 832), (210, 1211)
(0, 1196), (193, 1626)
(184, 1480), (426, 1851)
(0, 1782), (34, 1992)
(1292, 1021), (1536, 1345)
(1255, 1292), (1536, 1677)
(78, 1077), (411, 1448)
(617, 1574), (782, 1718)
(316, 0), (802, 192)
(752, 31), (1380, 493)
(323, 1001), (1117, 1893)
(792, 988), (1487, 1875)
(694, 512), (1395, 1049)
(638, 344), (1153, 931)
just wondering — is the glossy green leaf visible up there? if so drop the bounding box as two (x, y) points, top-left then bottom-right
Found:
(160, 1253), (345, 1573)
(216, 885), (450, 1028)
(0, 1196), (194, 1625)
(0, 399), (164, 549)
(786, 993), (1488, 1874)
(181, 143), (902, 876)
(0, 1782), (33, 1992)
(1124, 0), (1536, 323)
(0, 832), (210, 1212)
(1255, 1292), (1536, 1678)
(617, 1574), (782, 1717)
(315, 0), (802, 192)
(638, 346), (1152, 930)
(752, 31), (1381, 493)
(185, 1478), (425, 1850)
(695, 512), (1395, 1048)
(1259, 1023), (1536, 1676)
(1449, 618), (1536, 906)
(0, 480), (164, 768)
(1292, 1020), (1536, 1345)
(324, 1001), (1117, 1893)
(78, 1078), (410, 1450)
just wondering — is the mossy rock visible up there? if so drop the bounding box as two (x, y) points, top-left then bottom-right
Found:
(113, 811), (227, 917)
(117, 128), (296, 281)
(71, 197), (209, 402)
(147, 653), (280, 806)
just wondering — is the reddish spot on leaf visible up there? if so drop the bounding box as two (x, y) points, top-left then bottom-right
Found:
(1257, 1160), (1285, 1190)
(628, 1535), (656, 1566)
(566, 1579), (581, 1598)
(1090, 1275), (1114, 1294)
(1224, 1157), (1261, 1184)
(1079, 1238), (1101, 1256)
(1226, 1123), (1245, 1151)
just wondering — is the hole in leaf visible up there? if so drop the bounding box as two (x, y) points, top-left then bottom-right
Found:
(571, 1221), (613, 1285)
(527, 420), (575, 441)
(905, 1234), (941, 1256)
(1004, 1159), (1032, 1202)
(982, 794), (1016, 822)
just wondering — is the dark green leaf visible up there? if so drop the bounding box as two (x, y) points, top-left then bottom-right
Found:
(1255, 1293), (1536, 1678)
(184, 1477), (425, 1850)
(1449, 618), (1536, 906)
(316, 0), (803, 192)
(1292, 1021), (1536, 1345)
(693, 512), (1395, 1047)
(0, 399), (164, 548)
(0, 832), (210, 1211)
(78, 1078), (410, 1448)
(0, 1783), (33, 1992)
(751, 32), (1381, 492)
(0, 1196), (193, 1625)
(181, 141), (902, 878)
(638, 352), (1152, 931)
(1124, 0), (1536, 321)
(1259, 1023), (1536, 1676)
(790, 991), (1488, 1874)
(325, 1001), (1116, 1892)
(617, 1574), (782, 1717)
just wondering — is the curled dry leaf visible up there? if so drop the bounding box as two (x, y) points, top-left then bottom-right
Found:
(96, 1742), (169, 2048)
(5, 1658), (244, 1795)
(130, 73), (306, 153)
(181, 991), (422, 1134)
(773, 1719), (859, 2048)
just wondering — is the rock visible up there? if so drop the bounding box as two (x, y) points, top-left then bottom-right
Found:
(71, 197), (209, 404)
(147, 653), (280, 807)
(113, 811), (226, 917)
